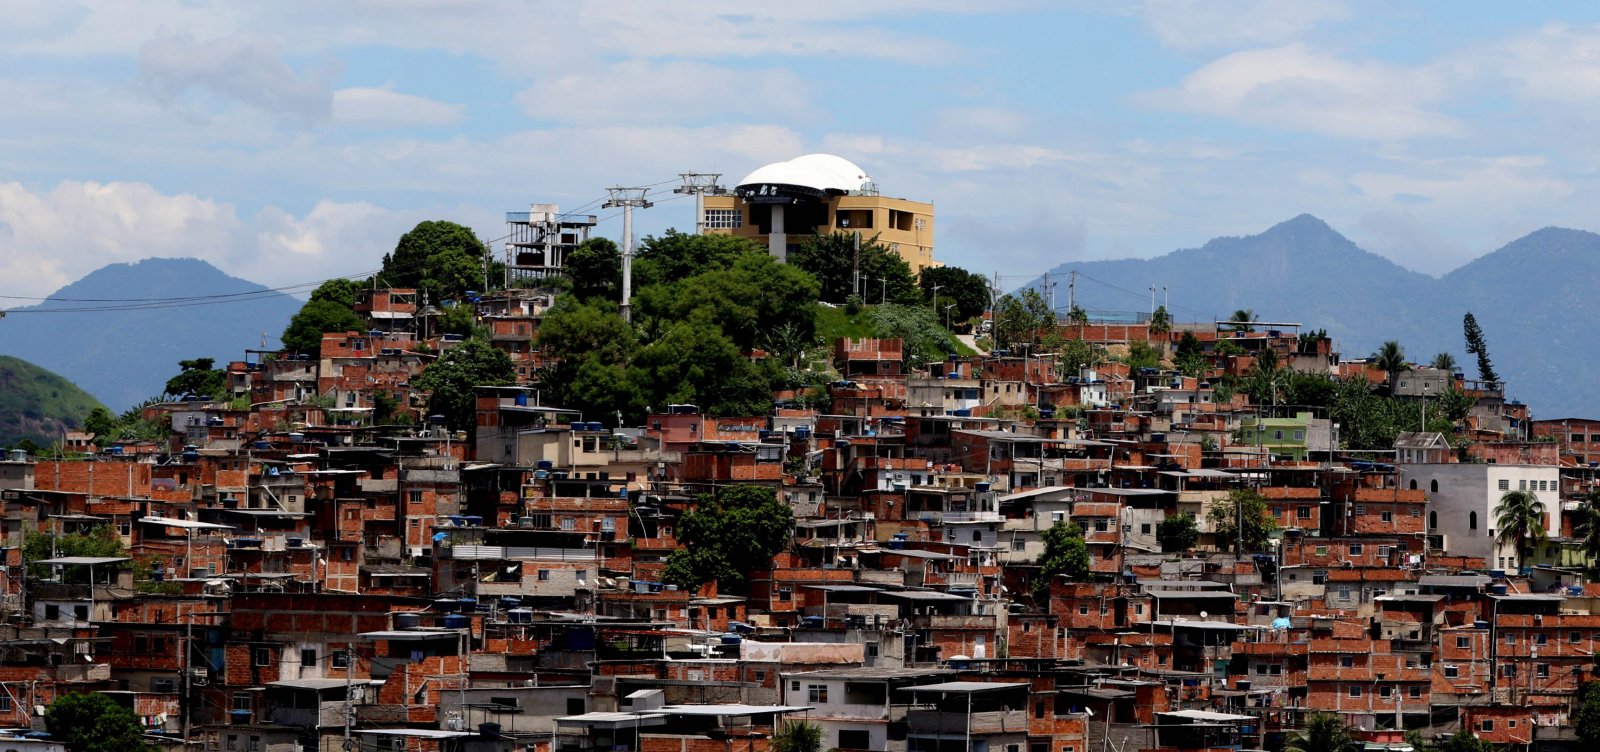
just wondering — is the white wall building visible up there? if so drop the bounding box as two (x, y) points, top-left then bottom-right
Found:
(1401, 463), (1560, 569)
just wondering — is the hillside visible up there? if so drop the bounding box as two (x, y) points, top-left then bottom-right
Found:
(0, 356), (105, 447)
(1021, 217), (1600, 417)
(0, 258), (303, 410)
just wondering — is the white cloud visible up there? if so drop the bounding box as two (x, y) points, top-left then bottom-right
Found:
(332, 87), (465, 128)
(1137, 43), (1457, 140)
(0, 180), (239, 297)
(138, 31), (338, 121)
(517, 61), (811, 125)
(1466, 23), (1600, 111)
(1136, 0), (1345, 52)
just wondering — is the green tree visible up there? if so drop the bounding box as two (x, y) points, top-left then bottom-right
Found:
(1576, 681), (1600, 748)
(771, 719), (825, 752)
(636, 230), (764, 285)
(1175, 332), (1208, 377)
(83, 407), (118, 446)
(1149, 305), (1172, 335)
(1124, 340), (1161, 371)
(46, 692), (151, 752)
(994, 290), (1054, 350)
(1430, 352), (1458, 372)
(307, 277), (364, 309)
(413, 338), (516, 431)
(281, 299), (366, 355)
(24, 525), (126, 580)
(637, 252), (818, 351)
(1574, 492), (1600, 574)
(1058, 338), (1104, 375)
(1066, 305), (1088, 326)
(163, 358), (226, 400)
(632, 320), (775, 418)
(919, 265), (991, 322)
(1373, 340), (1411, 389)
(790, 231), (916, 304)
(1209, 488), (1276, 553)
(1462, 312), (1499, 385)
(1035, 521), (1089, 592)
(563, 237), (622, 302)
(379, 220), (491, 302)
(1285, 712), (1352, 752)
(1435, 729), (1492, 752)
(868, 304), (955, 369)
(1158, 514), (1199, 553)
(1228, 309), (1257, 332)
(662, 485), (794, 592)
(1296, 328), (1327, 354)
(1495, 489), (1548, 568)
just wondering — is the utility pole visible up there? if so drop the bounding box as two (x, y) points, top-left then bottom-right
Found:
(1149, 286), (1156, 315)
(603, 187), (653, 323)
(852, 231), (861, 300)
(344, 647), (355, 751)
(1041, 272), (1050, 311)
(673, 173), (725, 236)
(1068, 271), (1077, 311)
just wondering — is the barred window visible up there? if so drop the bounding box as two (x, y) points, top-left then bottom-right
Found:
(704, 209), (742, 229)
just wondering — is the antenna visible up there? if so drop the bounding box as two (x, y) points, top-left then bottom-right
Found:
(673, 173), (726, 236)
(603, 187), (654, 323)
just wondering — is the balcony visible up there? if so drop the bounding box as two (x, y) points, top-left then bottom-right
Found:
(941, 511), (1003, 524)
(907, 708), (1028, 734)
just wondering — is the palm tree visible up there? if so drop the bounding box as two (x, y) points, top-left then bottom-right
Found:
(1373, 340), (1410, 389)
(771, 719), (824, 752)
(1228, 309), (1257, 332)
(1067, 305), (1089, 327)
(1149, 305), (1172, 335)
(1495, 489), (1549, 569)
(1431, 352), (1458, 372)
(1285, 712), (1353, 752)
(1574, 490), (1600, 572)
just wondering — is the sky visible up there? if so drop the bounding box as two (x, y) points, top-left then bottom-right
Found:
(4, 1), (1600, 299)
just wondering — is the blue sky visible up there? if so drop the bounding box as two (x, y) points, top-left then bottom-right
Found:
(4, 1), (1600, 298)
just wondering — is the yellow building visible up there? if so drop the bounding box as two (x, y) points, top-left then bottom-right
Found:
(701, 154), (937, 274)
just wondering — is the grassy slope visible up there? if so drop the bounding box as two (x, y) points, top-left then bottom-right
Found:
(0, 355), (106, 446)
(813, 303), (978, 358)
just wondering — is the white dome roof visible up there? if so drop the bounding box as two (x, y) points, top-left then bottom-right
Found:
(737, 154), (873, 193)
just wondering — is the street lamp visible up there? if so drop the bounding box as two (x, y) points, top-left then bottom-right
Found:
(945, 303), (957, 330)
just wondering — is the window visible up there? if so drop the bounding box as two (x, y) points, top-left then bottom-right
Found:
(1571, 631), (1582, 644)
(1298, 506), (1312, 519)
(807, 684), (828, 703)
(1444, 665), (1459, 678)
(839, 731), (871, 750)
(331, 651), (349, 670)
(1536, 633), (1548, 645)
(1431, 480), (1439, 493)
(1409, 686), (1422, 698)
(301, 648), (317, 667)
(408, 490), (422, 504)
(1338, 587), (1352, 600)
(0, 694), (10, 713)
(1141, 524), (1152, 534)
(1502, 664), (1517, 677)
(1355, 505), (1366, 516)
(1349, 544), (1364, 556)
(566, 698), (586, 715)
(1382, 511), (1393, 522)
(253, 648), (271, 667)
(1537, 664), (1550, 678)
(1348, 686), (1362, 697)
(1340, 655), (1354, 668)
(1498, 479), (1510, 491)
(1273, 430), (1284, 440)
(1480, 720), (1494, 732)
(1470, 511), (1478, 531)
(1012, 538), (1027, 551)
(537, 570), (551, 581)
(791, 681), (800, 693)
(1505, 634), (1517, 645)
(232, 692), (253, 711)
(1079, 605), (1090, 615)
(1457, 636), (1471, 649)
(1380, 685), (1393, 698)
(1520, 479), (1527, 490)
(704, 208), (742, 229)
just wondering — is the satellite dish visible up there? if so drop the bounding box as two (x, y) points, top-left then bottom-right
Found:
(1199, 610), (1209, 619)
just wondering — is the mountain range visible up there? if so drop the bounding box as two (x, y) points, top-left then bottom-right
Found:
(1022, 214), (1598, 418)
(0, 258), (302, 410)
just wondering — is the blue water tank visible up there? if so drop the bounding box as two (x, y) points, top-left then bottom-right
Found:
(395, 613), (422, 629)
(444, 614), (469, 629)
(514, 392), (527, 406)
(976, 482), (991, 492)
(536, 460), (554, 470)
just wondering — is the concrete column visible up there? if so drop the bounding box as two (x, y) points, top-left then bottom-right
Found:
(768, 203), (787, 262)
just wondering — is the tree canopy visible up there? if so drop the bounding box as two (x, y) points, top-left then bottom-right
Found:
(1494, 489), (1547, 566)
(163, 358), (226, 400)
(562, 237), (622, 303)
(918, 265), (990, 323)
(281, 299), (365, 355)
(412, 338), (516, 431)
(1285, 712), (1352, 752)
(993, 290), (1054, 350)
(1462, 312), (1499, 385)
(1035, 520), (1089, 593)
(379, 220), (492, 303)
(1158, 513), (1199, 553)
(662, 485), (794, 592)
(46, 692), (151, 752)
(636, 230), (765, 286)
(867, 304), (955, 369)
(790, 231), (917, 305)
(1209, 488), (1277, 553)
